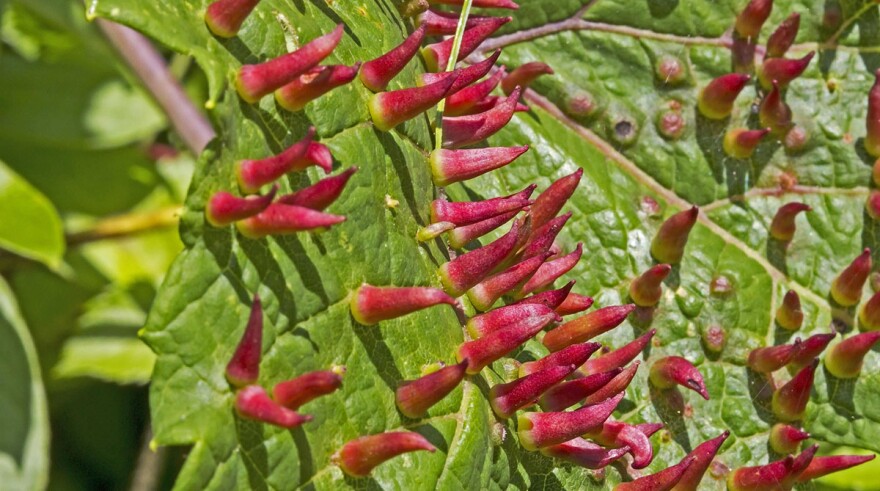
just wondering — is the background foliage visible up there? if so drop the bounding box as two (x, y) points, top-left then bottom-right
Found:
(2, 0), (880, 489)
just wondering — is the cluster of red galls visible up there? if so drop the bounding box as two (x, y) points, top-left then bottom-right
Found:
(199, 0), (876, 487)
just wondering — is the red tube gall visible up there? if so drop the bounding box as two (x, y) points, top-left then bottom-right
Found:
(236, 203), (346, 238)
(226, 295), (263, 387)
(772, 359), (818, 421)
(272, 368), (344, 409)
(369, 75), (458, 131)
(649, 356), (709, 400)
(438, 219), (524, 297)
(580, 329), (656, 375)
(830, 248), (872, 306)
(277, 167), (357, 211)
(650, 206), (698, 264)
(457, 312), (557, 374)
(825, 331), (880, 378)
(359, 25), (426, 92)
(770, 202), (811, 242)
(235, 128), (318, 194)
(430, 145), (528, 187)
(275, 63), (360, 112)
(489, 364), (575, 419)
(442, 87), (522, 148)
(421, 17), (510, 71)
(396, 360), (467, 418)
(350, 284), (457, 325)
(205, 0), (260, 38)
(538, 368), (622, 411)
(235, 25), (343, 103)
(206, 185), (277, 227)
(235, 385), (312, 428)
(334, 431), (436, 477)
(697, 74), (750, 120)
(501, 62), (553, 95)
(629, 264), (671, 307)
(543, 304), (636, 352)
(517, 392), (625, 451)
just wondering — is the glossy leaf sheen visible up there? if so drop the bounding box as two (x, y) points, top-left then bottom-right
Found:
(93, 0), (880, 488)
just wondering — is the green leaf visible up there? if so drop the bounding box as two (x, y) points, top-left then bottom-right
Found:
(0, 160), (64, 268)
(0, 276), (50, 491)
(92, 0), (880, 488)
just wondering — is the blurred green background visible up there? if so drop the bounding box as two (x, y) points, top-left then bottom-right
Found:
(0, 0), (877, 489)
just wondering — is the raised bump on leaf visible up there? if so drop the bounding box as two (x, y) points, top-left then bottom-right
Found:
(734, 0), (773, 39)
(349, 284), (457, 325)
(672, 430), (731, 491)
(758, 81), (794, 136)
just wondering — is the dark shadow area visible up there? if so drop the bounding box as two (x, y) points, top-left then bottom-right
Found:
(279, 235), (331, 305)
(829, 301), (856, 335)
(822, 365), (858, 413)
(629, 305), (656, 332)
(290, 427), (314, 486)
(766, 238), (789, 276)
(352, 324), (404, 391)
(234, 415), (270, 491)
(411, 423), (450, 455)
(694, 111), (728, 186)
(858, 7), (880, 72)
(773, 321), (797, 346)
(376, 130), (422, 223)
(746, 368), (777, 424)
(647, 0), (679, 18)
(648, 385), (691, 452)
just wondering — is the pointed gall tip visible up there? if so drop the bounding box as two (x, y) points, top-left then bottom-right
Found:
(831, 248), (872, 306)
(650, 206), (699, 264)
(334, 431), (436, 477)
(272, 370), (343, 409)
(442, 86), (522, 148)
(629, 263), (672, 307)
(649, 356), (709, 400)
(581, 328), (656, 375)
(350, 284), (457, 325)
(797, 454), (876, 482)
(615, 455), (695, 491)
(207, 185), (277, 227)
(275, 63), (360, 112)
(772, 358), (818, 421)
(759, 80), (794, 136)
(723, 127), (770, 159)
(769, 423), (810, 454)
(770, 202), (811, 242)
(235, 26), (343, 103)
(501, 62), (554, 95)
(226, 295), (263, 387)
(543, 304), (635, 352)
(776, 290), (804, 331)
(236, 203), (345, 238)
(396, 360), (467, 418)
(278, 166), (356, 211)
(439, 219), (523, 297)
(458, 312), (557, 374)
(369, 74), (458, 131)
(489, 364), (576, 419)
(235, 385), (311, 428)
(790, 331), (836, 369)
(765, 12), (801, 58)
(747, 342), (798, 373)
(698, 73), (751, 119)
(734, 0), (774, 39)
(518, 392), (625, 451)
(760, 50), (815, 89)
(360, 24), (426, 92)
(825, 330), (880, 378)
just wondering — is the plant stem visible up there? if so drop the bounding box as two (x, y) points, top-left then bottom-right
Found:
(432, 0), (474, 150)
(66, 206), (182, 246)
(97, 20), (216, 155)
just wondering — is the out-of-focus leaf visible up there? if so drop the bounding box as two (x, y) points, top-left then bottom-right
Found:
(0, 276), (49, 491)
(0, 160), (64, 268)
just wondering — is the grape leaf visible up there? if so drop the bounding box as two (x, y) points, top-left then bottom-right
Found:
(92, 0), (880, 489)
